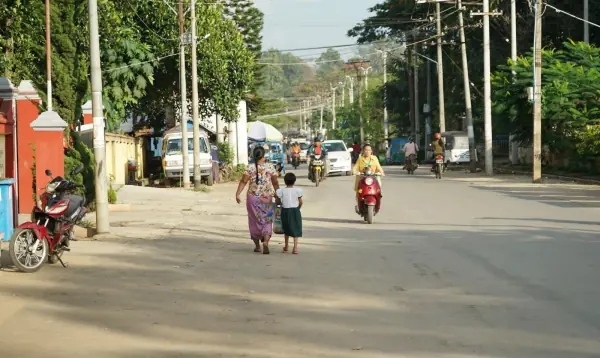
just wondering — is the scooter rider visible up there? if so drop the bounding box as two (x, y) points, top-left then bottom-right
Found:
(307, 136), (328, 180)
(352, 144), (384, 211)
(430, 133), (446, 171)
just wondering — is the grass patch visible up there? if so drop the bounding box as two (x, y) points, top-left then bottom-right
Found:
(79, 219), (96, 229)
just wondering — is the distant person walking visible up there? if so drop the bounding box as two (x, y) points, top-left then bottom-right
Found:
(236, 146), (280, 254)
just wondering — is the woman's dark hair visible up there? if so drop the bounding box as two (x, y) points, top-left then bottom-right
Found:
(284, 172), (296, 186)
(362, 143), (372, 150)
(252, 146), (265, 182)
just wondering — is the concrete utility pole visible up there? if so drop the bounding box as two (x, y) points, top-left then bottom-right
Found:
(45, 0), (53, 111)
(413, 44), (420, 147)
(88, 0), (109, 233)
(346, 76), (355, 105)
(426, 45), (433, 145)
(378, 50), (389, 147)
(472, 2), (501, 176)
(340, 81), (345, 108)
(436, 2), (446, 133)
(330, 83), (337, 129)
(319, 98), (324, 136)
(457, 0), (477, 172)
(584, 0), (590, 43)
(178, 0), (191, 188)
(533, 0), (543, 183)
(510, 0), (519, 164)
(190, 0), (202, 188)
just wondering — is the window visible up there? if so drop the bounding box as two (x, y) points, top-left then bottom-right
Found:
(166, 137), (209, 154)
(322, 142), (346, 152)
(299, 143), (309, 150)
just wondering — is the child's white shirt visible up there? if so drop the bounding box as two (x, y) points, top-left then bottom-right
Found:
(276, 187), (303, 208)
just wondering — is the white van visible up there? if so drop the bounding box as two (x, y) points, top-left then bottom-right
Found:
(162, 127), (213, 186)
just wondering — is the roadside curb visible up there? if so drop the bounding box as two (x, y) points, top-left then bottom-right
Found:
(494, 167), (600, 185)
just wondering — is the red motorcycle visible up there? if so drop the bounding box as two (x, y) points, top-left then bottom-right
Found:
(9, 167), (87, 273)
(356, 169), (382, 224)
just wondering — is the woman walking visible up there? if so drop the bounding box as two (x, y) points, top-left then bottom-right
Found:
(236, 146), (280, 254)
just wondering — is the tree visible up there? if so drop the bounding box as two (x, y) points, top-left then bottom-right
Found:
(492, 40), (600, 165)
(224, 0), (265, 118)
(316, 48), (344, 82)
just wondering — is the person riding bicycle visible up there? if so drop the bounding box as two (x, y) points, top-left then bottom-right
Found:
(307, 136), (328, 180)
(430, 133), (445, 172)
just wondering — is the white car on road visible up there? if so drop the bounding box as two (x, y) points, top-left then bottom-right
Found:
(322, 140), (353, 176)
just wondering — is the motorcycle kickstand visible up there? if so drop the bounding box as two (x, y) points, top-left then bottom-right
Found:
(56, 250), (70, 268)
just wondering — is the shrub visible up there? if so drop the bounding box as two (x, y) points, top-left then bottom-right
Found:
(108, 186), (117, 204)
(217, 142), (235, 165)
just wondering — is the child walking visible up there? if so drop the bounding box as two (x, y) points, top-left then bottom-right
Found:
(276, 173), (303, 254)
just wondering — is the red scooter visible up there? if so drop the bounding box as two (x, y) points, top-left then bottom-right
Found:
(9, 167), (86, 273)
(356, 169), (382, 224)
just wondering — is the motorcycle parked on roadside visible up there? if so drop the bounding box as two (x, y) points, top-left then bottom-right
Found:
(9, 167), (87, 273)
(356, 169), (382, 224)
(309, 154), (325, 187)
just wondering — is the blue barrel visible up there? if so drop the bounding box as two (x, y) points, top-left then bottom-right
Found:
(0, 178), (15, 242)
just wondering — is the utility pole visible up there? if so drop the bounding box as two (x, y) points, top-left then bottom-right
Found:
(347, 76), (355, 105)
(340, 81), (345, 108)
(319, 98), (324, 136)
(45, 0), (53, 111)
(533, 0), (542, 183)
(330, 83), (337, 129)
(509, 0), (519, 164)
(408, 46), (415, 137)
(413, 44), (420, 147)
(472, 3), (502, 176)
(584, 0), (589, 43)
(457, 0), (477, 172)
(89, 0), (109, 233)
(178, 0), (191, 188)
(190, 0), (201, 188)
(379, 50), (389, 148)
(426, 46), (432, 146)
(436, 2), (446, 133)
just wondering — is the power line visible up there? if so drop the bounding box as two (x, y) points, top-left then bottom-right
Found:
(544, 3), (600, 29)
(102, 53), (178, 73)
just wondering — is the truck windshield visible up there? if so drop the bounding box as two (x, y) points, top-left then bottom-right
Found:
(166, 138), (209, 154)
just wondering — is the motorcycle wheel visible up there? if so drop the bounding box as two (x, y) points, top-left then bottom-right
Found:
(366, 205), (374, 224)
(9, 228), (49, 273)
(436, 164), (443, 179)
(315, 171), (320, 187)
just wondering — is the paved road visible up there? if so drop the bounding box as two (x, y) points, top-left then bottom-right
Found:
(1, 166), (599, 358)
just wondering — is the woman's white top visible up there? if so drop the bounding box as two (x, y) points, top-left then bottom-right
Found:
(276, 187), (303, 208)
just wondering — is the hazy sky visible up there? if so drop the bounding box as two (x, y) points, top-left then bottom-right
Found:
(254, 0), (379, 52)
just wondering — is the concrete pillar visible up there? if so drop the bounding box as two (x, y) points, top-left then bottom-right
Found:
(30, 109), (68, 208)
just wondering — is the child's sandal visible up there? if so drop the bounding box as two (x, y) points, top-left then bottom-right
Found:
(292, 249), (298, 255)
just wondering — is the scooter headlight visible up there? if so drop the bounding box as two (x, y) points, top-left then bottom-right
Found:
(364, 177), (374, 185)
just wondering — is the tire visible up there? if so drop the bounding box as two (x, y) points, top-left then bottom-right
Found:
(9, 228), (48, 273)
(437, 164), (443, 179)
(315, 171), (320, 187)
(366, 205), (374, 224)
(345, 171), (352, 176)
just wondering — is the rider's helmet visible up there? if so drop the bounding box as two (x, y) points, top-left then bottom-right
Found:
(408, 136), (414, 142)
(434, 133), (441, 140)
(314, 136), (323, 144)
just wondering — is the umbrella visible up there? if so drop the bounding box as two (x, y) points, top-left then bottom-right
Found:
(247, 121), (283, 142)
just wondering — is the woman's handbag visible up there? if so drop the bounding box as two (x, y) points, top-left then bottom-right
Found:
(273, 203), (283, 235)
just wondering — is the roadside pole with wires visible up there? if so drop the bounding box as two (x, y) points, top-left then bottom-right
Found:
(190, 0), (203, 187)
(532, 0), (543, 183)
(436, 2), (446, 133)
(178, 0), (191, 189)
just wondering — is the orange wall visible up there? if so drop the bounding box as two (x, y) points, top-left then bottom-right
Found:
(16, 97), (40, 213)
(33, 131), (64, 195)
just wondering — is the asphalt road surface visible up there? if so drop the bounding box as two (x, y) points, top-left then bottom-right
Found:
(1, 166), (599, 358)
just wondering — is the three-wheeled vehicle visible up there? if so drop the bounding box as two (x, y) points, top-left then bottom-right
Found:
(249, 141), (285, 176)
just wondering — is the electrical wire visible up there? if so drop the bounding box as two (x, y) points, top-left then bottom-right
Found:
(102, 53), (178, 73)
(544, 3), (600, 29)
